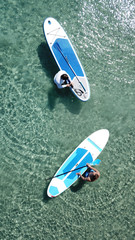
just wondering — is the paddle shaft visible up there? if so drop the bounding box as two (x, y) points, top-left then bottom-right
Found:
(46, 165), (87, 181)
(45, 159), (101, 181)
(54, 42), (86, 92)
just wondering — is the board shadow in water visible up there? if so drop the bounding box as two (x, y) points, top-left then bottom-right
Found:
(43, 186), (52, 203)
(37, 42), (59, 79)
(37, 42), (82, 114)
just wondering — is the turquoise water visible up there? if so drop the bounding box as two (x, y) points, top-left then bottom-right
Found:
(0, 0), (135, 239)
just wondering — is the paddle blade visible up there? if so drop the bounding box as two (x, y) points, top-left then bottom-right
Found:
(91, 159), (101, 166)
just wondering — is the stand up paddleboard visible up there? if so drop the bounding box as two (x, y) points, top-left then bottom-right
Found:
(47, 129), (109, 198)
(43, 17), (90, 101)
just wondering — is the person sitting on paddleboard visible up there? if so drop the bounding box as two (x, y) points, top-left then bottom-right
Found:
(54, 70), (73, 89)
(76, 163), (100, 182)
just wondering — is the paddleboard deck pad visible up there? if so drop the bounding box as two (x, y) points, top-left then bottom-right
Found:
(47, 129), (109, 198)
(43, 17), (90, 101)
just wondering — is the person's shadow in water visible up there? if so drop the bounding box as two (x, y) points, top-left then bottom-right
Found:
(37, 42), (82, 114)
(70, 177), (86, 193)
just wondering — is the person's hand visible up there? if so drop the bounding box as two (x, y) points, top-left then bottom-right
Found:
(67, 83), (73, 88)
(76, 172), (81, 176)
(86, 163), (91, 168)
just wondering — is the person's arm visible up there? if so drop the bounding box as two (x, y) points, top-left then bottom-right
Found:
(76, 172), (91, 182)
(65, 83), (71, 87)
(61, 83), (72, 88)
(66, 82), (73, 88)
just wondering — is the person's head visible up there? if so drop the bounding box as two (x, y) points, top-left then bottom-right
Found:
(91, 173), (99, 181)
(61, 74), (68, 80)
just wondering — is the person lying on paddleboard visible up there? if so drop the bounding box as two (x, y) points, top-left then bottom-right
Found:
(76, 163), (100, 182)
(54, 70), (73, 89)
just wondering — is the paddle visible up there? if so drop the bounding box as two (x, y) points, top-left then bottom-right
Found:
(45, 159), (101, 181)
(54, 42), (86, 93)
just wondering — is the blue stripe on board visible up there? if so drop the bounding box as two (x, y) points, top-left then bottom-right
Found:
(52, 38), (84, 80)
(87, 138), (102, 152)
(56, 148), (87, 180)
(64, 152), (93, 188)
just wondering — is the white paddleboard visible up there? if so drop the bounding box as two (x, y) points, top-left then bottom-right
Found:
(47, 129), (109, 198)
(43, 17), (90, 101)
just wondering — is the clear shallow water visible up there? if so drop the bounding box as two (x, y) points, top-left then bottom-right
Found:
(0, 0), (135, 239)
